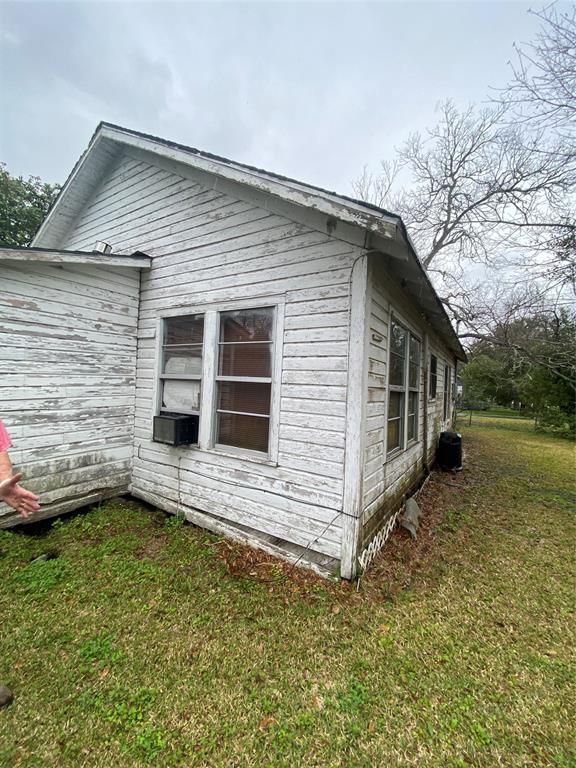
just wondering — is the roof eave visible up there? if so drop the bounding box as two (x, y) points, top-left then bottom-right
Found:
(0, 245), (151, 268)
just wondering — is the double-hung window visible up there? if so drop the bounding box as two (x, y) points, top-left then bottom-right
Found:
(443, 364), (451, 420)
(429, 354), (438, 399)
(387, 319), (421, 454)
(387, 321), (407, 453)
(215, 307), (274, 454)
(407, 335), (421, 442)
(159, 314), (204, 414)
(156, 304), (278, 457)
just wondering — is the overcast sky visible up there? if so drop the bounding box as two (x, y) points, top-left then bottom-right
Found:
(0, 1), (556, 195)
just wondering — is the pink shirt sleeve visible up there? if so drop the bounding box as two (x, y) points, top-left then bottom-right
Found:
(0, 420), (13, 452)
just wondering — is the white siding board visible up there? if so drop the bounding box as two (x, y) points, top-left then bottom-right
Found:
(0, 262), (140, 303)
(282, 356), (348, 372)
(70, 189), (233, 251)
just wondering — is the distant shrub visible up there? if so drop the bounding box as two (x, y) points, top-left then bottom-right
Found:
(535, 406), (576, 439)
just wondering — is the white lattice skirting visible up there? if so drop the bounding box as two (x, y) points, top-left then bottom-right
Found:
(357, 508), (402, 574)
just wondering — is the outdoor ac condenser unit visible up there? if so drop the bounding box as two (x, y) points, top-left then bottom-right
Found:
(153, 414), (199, 446)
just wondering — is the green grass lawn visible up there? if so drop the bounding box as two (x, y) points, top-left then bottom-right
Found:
(1, 419), (574, 767)
(467, 407), (530, 419)
(457, 409), (536, 430)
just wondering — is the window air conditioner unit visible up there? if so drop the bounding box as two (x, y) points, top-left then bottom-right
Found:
(153, 414), (199, 446)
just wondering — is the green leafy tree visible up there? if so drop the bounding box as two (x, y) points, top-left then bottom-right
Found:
(462, 309), (576, 435)
(0, 163), (60, 246)
(460, 355), (519, 407)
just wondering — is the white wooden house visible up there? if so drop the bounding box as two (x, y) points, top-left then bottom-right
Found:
(0, 123), (465, 578)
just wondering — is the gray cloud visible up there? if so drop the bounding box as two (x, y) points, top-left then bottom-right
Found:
(1, 1), (543, 195)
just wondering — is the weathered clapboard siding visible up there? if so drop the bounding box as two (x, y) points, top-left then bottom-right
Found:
(0, 260), (140, 527)
(56, 148), (363, 560)
(360, 258), (456, 548)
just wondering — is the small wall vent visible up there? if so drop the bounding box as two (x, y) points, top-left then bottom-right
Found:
(93, 241), (112, 254)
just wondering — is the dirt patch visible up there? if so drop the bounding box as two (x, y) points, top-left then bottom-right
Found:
(360, 455), (484, 600)
(216, 538), (345, 596)
(137, 534), (168, 560)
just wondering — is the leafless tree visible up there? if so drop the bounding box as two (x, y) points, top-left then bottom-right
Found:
(499, 4), (575, 140)
(353, 159), (405, 213)
(352, 5), (576, 350)
(353, 100), (574, 275)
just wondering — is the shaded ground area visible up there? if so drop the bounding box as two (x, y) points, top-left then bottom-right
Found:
(0, 418), (574, 767)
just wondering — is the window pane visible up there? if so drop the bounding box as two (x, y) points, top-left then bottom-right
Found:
(390, 323), (407, 357)
(163, 345), (203, 376)
(408, 391), (418, 441)
(388, 391), (403, 419)
(164, 315), (204, 345)
(219, 382), (271, 415)
(219, 343), (272, 377)
(429, 355), (438, 398)
(387, 419), (401, 451)
(162, 380), (201, 412)
(409, 336), (420, 388)
(389, 353), (405, 387)
(409, 336), (421, 365)
(217, 412), (270, 452)
(220, 307), (273, 343)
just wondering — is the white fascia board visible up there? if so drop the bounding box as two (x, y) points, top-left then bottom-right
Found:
(32, 146), (93, 247)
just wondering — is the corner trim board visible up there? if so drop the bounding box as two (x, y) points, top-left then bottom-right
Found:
(340, 252), (370, 579)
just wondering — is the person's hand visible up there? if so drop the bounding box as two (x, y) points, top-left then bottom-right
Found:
(0, 473), (40, 518)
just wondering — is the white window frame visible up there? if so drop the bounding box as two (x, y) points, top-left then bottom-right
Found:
(157, 313), (205, 416)
(385, 312), (422, 458)
(407, 333), (421, 444)
(429, 353), (438, 400)
(213, 306), (276, 460)
(153, 295), (285, 466)
(443, 363), (452, 421)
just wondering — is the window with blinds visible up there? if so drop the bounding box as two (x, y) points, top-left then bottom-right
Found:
(215, 307), (274, 454)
